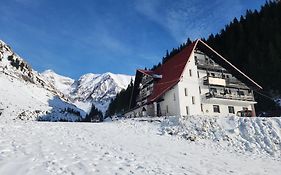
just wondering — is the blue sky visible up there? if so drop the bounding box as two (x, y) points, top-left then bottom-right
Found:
(0, 0), (266, 78)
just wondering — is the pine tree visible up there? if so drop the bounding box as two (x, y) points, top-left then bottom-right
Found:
(84, 104), (103, 122)
(106, 79), (134, 116)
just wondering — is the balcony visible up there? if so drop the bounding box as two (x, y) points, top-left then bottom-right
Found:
(205, 92), (254, 101)
(203, 76), (249, 89)
(141, 77), (153, 87)
(203, 76), (226, 86)
(196, 60), (226, 72)
(225, 78), (248, 89)
(136, 89), (153, 102)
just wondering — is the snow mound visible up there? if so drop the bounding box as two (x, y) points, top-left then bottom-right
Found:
(160, 116), (281, 157)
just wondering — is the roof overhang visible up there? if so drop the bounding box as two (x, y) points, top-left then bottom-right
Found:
(196, 39), (263, 90)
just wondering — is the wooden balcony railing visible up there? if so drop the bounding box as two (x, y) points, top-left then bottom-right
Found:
(205, 92), (254, 101)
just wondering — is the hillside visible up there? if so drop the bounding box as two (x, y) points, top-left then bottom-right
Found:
(205, 1), (281, 111)
(0, 40), (85, 121)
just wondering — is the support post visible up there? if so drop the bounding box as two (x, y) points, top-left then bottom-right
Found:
(153, 102), (157, 117)
(251, 104), (256, 117)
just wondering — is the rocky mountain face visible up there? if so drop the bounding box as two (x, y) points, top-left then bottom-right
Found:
(41, 70), (133, 113)
(0, 40), (85, 121)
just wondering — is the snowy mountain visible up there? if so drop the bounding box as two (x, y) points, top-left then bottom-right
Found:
(0, 40), (85, 121)
(41, 70), (133, 113)
(40, 69), (75, 95)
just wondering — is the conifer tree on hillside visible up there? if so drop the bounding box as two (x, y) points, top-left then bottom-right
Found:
(84, 104), (103, 122)
(206, 0), (281, 112)
(106, 79), (134, 116)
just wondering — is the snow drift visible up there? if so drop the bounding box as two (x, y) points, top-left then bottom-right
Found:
(159, 115), (281, 157)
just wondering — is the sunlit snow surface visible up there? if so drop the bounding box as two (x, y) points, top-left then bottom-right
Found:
(0, 117), (280, 175)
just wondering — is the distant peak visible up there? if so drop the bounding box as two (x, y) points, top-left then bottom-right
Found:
(42, 69), (55, 74)
(80, 73), (99, 79)
(103, 72), (114, 76)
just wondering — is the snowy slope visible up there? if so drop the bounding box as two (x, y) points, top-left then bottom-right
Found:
(0, 118), (280, 175)
(0, 40), (85, 121)
(41, 70), (133, 113)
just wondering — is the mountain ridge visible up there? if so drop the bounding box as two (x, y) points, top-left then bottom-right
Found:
(41, 69), (133, 113)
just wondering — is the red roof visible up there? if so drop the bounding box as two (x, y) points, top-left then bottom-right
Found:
(137, 69), (155, 76)
(148, 41), (198, 102)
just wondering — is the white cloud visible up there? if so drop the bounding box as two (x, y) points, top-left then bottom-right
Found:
(134, 0), (243, 42)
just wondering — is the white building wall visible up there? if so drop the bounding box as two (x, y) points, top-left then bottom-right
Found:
(158, 85), (181, 116)
(202, 100), (254, 116)
(177, 52), (202, 116)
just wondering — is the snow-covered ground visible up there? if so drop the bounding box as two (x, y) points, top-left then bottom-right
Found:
(0, 117), (280, 175)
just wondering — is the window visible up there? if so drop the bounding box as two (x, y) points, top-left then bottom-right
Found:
(211, 73), (215, 77)
(224, 89), (232, 94)
(197, 71), (200, 78)
(184, 88), (188, 96)
(238, 91), (245, 96)
(189, 69), (192, 77)
(199, 86), (201, 94)
(192, 96), (195, 104)
(205, 56), (208, 62)
(173, 93), (176, 101)
(213, 105), (220, 113)
(201, 104), (203, 112)
(166, 105), (169, 113)
(228, 106), (235, 114)
(210, 88), (217, 93)
(194, 56), (198, 65)
(186, 106), (189, 115)
(243, 107), (248, 111)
